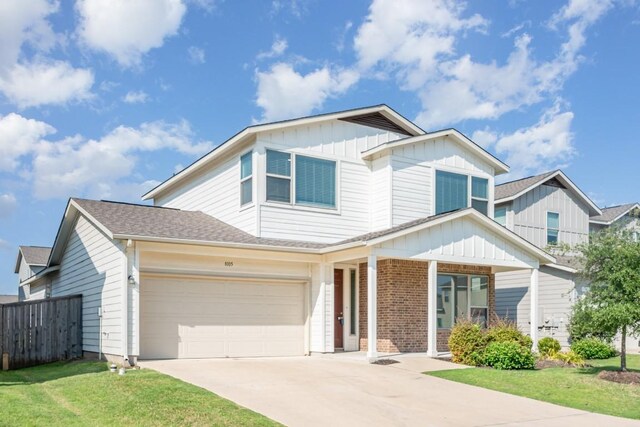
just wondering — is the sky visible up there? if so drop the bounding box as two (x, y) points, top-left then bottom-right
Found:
(0, 0), (639, 294)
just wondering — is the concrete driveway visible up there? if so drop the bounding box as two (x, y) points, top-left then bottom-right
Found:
(140, 353), (637, 427)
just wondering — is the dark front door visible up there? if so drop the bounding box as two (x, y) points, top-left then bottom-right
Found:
(334, 269), (344, 349)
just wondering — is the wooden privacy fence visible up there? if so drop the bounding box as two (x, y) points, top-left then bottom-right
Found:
(0, 295), (82, 370)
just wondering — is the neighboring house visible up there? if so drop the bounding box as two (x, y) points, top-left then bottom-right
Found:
(0, 295), (18, 304)
(18, 105), (554, 364)
(493, 170), (602, 347)
(14, 246), (52, 301)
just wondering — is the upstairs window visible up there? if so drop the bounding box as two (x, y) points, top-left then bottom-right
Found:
(494, 206), (507, 226)
(471, 177), (489, 215)
(240, 151), (253, 206)
(435, 171), (468, 214)
(547, 212), (560, 245)
(266, 150), (291, 203)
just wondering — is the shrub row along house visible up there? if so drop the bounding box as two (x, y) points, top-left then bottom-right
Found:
(13, 105), (638, 364)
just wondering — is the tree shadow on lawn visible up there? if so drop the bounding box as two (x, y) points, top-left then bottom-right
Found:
(0, 360), (107, 387)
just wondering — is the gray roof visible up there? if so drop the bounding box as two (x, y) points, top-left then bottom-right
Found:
(19, 246), (52, 266)
(495, 171), (557, 201)
(74, 199), (327, 249)
(590, 203), (639, 224)
(0, 295), (18, 304)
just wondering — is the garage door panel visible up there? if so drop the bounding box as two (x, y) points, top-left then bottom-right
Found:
(141, 276), (305, 359)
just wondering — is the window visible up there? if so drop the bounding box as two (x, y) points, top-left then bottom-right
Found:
(435, 171), (468, 214)
(350, 269), (356, 335)
(266, 149), (336, 208)
(547, 212), (559, 245)
(437, 274), (488, 329)
(266, 150), (291, 203)
(471, 177), (489, 215)
(240, 151), (253, 205)
(295, 155), (336, 208)
(494, 206), (507, 226)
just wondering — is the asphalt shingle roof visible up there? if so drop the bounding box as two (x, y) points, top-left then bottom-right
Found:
(590, 203), (639, 224)
(0, 295), (18, 304)
(73, 199), (328, 249)
(495, 171), (557, 201)
(19, 246), (52, 266)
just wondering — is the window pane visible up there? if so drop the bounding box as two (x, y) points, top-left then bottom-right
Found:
(470, 276), (488, 307)
(437, 276), (453, 329)
(350, 269), (356, 335)
(240, 178), (252, 205)
(547, 212), (559, 229)
(495, 207), (506, 225)
(472, 177), (488, 199)
(471, 199), (488, 215)
(436, 171), (468, 214)
(455, 276), (469, 322)
(240, 152), (252, 179)
(266, 176), (290, 203)
(547, 229), (559, 245)
(470, 308), (488, 328)
(295, 155), (336, 208)
(266, 150), (291, 176)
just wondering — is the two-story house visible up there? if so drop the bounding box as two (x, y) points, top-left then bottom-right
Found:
(16, 105), (553, 365)
(14, 246), (52, 301)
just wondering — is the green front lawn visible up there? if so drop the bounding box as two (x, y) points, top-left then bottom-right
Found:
(0, 361), (278, 427)
(428, 355), (640, 420)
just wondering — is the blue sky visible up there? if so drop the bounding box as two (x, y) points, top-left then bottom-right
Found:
(1, 0), (639, 294)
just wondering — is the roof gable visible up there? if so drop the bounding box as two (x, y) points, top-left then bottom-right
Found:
(14, 246), (52, 273)
(590, 203), (640, 225)
(495, 170), (601, 216)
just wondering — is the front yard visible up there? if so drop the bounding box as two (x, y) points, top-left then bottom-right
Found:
(428, 355), (640, 420)
(0, 361), (278, 426)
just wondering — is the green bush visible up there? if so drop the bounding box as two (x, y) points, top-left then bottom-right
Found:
(448, 319), (487, 366)
(483, 341), (536, 370)
(537, 337), (561, 356)
(485, 318), (533, 349)
(571, 338), (616, 360)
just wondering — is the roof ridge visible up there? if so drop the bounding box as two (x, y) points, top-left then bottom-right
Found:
(496, 169), (557, 187)
(601, 202), (638, 210)
(72, 198), (181, 211)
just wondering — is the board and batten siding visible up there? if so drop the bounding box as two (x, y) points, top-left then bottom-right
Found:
(154, 153), (256, 235)
(495, 266), (577, 347)
(50, 215), (124, 356)
(309, 263), (334, 353)
(370, 156), (392, 231)
(511, 184), (590, 248)
(391, 157), (431, 227)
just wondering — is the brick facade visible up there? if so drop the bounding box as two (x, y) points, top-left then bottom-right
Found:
(359, 260), (495, 353)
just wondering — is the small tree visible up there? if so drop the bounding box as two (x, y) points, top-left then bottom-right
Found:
(571, 228), (640, 371)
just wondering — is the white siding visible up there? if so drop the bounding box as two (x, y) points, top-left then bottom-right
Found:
(17, 259), (43, 283)
(309, 263), (334, 353)
(51, 215), (124, 356)
(370, 156), (391, 231)
(512, 184), (590, 248)
(376, 216), (538, 268)
(29, 283), (47, 301)
(495, 266), (577, 347)
(391, 157), (431, 226)
(155, 153), (256, 235)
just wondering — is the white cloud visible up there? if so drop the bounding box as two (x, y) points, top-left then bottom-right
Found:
(187, 46), (206, 64)
(0, 193), (17, 218)
(32, 119), (213, 199)
(255, 63), (359, 122)
(123, 90), (149, 104)
(471, 128), (498, 149)
(257, 36), (288, 60)
(493, 103), (575, 178)
(0, 60), (94, 108)
(0, 112), (55, 171)
(76, 0), (187, 67)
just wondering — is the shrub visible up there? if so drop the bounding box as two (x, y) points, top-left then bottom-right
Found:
(571, 338), (617, 360)
(549, 350), (586, 367)
(538, 337), (561, 356)
(448, 319), (487, 366)
(485, 318), (533, 349)
(483, 341), (536, 370)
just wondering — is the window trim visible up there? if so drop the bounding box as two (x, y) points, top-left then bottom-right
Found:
(437, 273), (489, 329)
(239, 150), (253, 207)
(264, 148), (338, 210)
(471, 176), (489, 215)
(546, 211), (560, 246)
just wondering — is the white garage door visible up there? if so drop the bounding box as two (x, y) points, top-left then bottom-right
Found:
(140, 275), (306, 359)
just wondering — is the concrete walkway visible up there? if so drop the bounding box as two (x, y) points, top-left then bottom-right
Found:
(140, 353), (638, 427)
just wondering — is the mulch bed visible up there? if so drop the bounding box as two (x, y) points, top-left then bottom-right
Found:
(535, 359), (587, 369)
(373, 358), (400, 365)
(597, 370), (640, 385)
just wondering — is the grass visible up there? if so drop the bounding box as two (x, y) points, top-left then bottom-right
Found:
(428, 354), (640, 420)
(0, 360), (279, 427)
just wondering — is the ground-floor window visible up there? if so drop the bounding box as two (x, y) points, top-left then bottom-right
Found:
(437, 274), (488, 328)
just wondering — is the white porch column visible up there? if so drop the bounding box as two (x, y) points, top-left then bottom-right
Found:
(427, 260), (438, 357)
(530, 268), (540, 351)
(367, 254), (377, 361)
